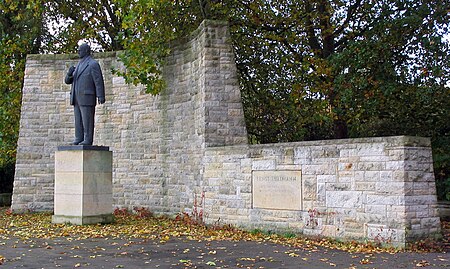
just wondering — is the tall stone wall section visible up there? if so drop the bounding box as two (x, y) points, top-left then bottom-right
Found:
(12, 20), (247, 212)
(12, 20), (440, 246)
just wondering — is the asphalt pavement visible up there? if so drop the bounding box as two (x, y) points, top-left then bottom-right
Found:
(1, 235), (448, 268)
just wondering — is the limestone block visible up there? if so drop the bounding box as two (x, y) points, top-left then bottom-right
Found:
(53, 146), (113, 225)
(302, 175), (317, 201)
(252, 159), (276, 170)
(365, 224), (402, 243)
(339, 149), (358, 157)
(380, 171), (393, 181)
(316, 183), (326, 204)
(357, 162), (385, 171)
(326, 183), (351, 191)
(302, 164), (336, 175)
(311, 147), (339, 158)
(375, 182), (405, 195)
(317, 175), (336, 183)
(354, 182), (376, 191)
(356, 144), (384, 156)
(326, 191), (363, 209)
(405, 195), (438, 205)
(363, 171), (380, 181)
(364, 205), (387, 215)
(366, 194), (405, 206)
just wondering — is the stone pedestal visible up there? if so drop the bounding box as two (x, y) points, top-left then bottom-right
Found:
(52, 145), (114, 225)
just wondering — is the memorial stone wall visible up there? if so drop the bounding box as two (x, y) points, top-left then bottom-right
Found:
(12, 20), (440, 246)
(202, 137), (441, 245)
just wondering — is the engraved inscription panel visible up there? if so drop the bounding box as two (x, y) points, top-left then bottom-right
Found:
(252, 170), (302, 210)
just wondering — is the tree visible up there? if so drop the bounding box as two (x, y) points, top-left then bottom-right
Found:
(114, 0), (213, 93)
(0, 0), (46, 168)
(0, 0), (129, 166)
(229, 0), (450, 141)
(44, 0), (125, 53)
(113, 0), (449, 142)
(0, 0), (47, 193)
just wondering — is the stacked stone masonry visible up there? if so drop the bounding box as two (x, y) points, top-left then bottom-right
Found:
(202, 137), (441, 246)
(12, 20), (440, 246)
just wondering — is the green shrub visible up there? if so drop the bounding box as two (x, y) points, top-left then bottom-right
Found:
(433, 137), (450, 201)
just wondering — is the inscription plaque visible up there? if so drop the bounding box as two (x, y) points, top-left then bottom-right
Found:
(252, 170), (302, 210)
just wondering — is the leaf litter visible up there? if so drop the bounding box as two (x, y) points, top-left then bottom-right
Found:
(0, 207), (448, 268)
(0, 208), (448, 254)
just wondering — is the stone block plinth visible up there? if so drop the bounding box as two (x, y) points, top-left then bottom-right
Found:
(52, 145), (114, 225)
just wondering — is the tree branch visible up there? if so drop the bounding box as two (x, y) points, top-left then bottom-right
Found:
(333, 0), (362, 37)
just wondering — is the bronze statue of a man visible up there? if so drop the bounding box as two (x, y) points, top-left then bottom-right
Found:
(65, 43), (105, 145)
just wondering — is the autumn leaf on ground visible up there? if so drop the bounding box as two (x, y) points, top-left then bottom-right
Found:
(415, 260), (430, 267)
(0, 208), (448, 256)
(238, 257), (256, 261)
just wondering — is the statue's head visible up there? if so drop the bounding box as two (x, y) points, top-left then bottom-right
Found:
(77, 43), (91, 59)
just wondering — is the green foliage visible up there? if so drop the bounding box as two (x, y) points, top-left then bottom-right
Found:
(327, 0), (450, 139)
(113, 0), (214, 94)
(283, 232), (297, 239)
(0, 162), (14, 193)
(0, 0), (44, 167)
(44, 0), (125, 52)
(230, 0), (450, 142)
(433, 137), (450, 201)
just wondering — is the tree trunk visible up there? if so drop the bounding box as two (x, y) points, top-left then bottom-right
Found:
(333, 119), (348, 139)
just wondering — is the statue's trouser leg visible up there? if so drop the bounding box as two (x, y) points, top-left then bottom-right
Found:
(79, 105), (95, 145)
(73, 104), (84, 143)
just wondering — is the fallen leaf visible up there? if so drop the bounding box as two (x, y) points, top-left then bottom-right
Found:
(285, 251), (299, 257)
(416, 260), (430, 267)
(239, 257), (256, 261)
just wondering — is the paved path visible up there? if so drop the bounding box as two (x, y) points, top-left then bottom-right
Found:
(1, 236), (448, 268)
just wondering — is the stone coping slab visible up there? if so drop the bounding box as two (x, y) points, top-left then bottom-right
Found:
(57, 145), (110, 151)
